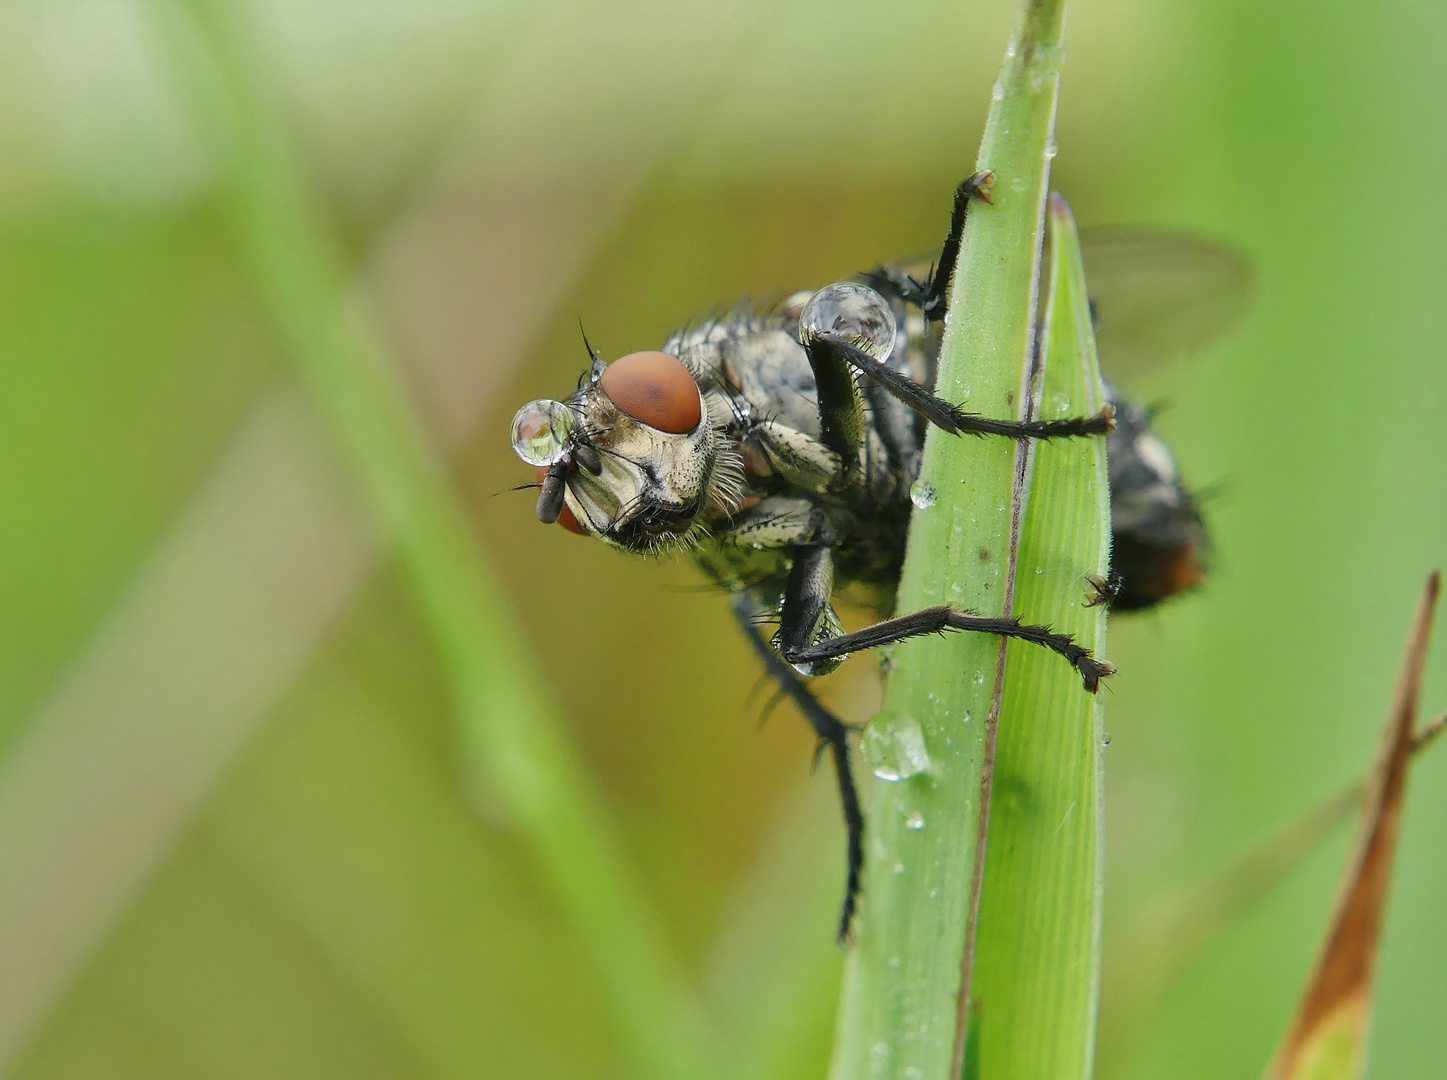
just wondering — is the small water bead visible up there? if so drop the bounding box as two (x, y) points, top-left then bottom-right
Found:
(798, 282), (897, 361)
(892, 861), (905, 875)
(862, 711), (932, 782)
(909, 479), (938, 510)
(510, 399), (576, 466)
(904, 812), (925, 830)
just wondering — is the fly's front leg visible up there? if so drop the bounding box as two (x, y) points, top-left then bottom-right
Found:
(732, 591), (863, 943)
(788, 604), (1116, 692)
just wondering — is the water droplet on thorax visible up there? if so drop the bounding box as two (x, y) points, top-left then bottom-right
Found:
(909, 479), (938, 510)
(862, 711), (932, 782)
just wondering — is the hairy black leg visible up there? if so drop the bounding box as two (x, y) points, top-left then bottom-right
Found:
(776, 546), (834, 657)
(913, 171), (996, 320)
(799, 336), (866, 465)
(787, 604), (1117, 692)
(809, 331), (1115, 440)
(732, 593), (864, 943)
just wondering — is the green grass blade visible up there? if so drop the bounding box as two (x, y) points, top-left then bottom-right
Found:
(149, 4), (717, 1079)
(966, 193), (1110, 1080)
(827, 2), (1069, 1077)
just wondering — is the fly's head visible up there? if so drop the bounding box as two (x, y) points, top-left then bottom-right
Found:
(510, 349), (743, 555)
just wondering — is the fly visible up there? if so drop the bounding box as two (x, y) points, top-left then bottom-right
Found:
(509, 172), (1250, 941)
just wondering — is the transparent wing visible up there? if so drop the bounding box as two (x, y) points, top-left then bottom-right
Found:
(1080, 229), (1254, 381)
(883, 230), (1253, 380)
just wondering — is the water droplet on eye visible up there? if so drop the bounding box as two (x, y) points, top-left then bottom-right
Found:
(510, 399), (576, 466)
(862, 711), (932, 782)
(798, 281), (897, 361)
(904, 812), (925, 830)
(909, 479), (938, 510)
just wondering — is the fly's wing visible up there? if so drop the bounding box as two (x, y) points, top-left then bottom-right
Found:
(1079, 229), (1253, 381)
(880, 230), (1253, 382)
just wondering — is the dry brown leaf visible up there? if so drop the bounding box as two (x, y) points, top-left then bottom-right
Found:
(1263, 570), (1440, 1080)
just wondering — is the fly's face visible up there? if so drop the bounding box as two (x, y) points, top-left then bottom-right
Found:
(510, 350), (743, 554)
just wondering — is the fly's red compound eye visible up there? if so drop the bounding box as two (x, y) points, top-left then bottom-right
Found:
(598, 351), (701, 434)
(535, 467), (588, 535)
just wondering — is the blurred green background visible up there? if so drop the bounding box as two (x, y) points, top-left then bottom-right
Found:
(0, 0), (1444, 1078)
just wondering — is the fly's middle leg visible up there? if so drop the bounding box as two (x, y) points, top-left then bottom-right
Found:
(805, 330), (1115, 441)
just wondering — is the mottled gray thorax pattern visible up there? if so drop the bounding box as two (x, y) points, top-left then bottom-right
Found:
(665, 295), (943, 613)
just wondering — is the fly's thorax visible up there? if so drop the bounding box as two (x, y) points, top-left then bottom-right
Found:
(510, 350), (743, 554)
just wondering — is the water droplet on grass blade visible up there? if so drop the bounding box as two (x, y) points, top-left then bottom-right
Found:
(862, 711), (932, 781)
(909, 479), (938, 509)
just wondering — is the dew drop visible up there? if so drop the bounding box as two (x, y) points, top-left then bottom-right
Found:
(862, 711), (932, 782)
(798, 282), (896, 361)
(510, 399), (576, 466)
(909, 479), (938, 510)
(904, 812), (925, 830)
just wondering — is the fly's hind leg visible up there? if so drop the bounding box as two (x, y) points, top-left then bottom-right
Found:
(784, 603), (1116, 693)
(866, 171), (995, 320)
(732, 590), (863, 944)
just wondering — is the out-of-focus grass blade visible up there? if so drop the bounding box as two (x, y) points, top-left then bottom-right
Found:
(965, 192), (1111, 1080)
(827, 1), (1073, 1073)
(1262, 571), (1441, 1080)
(147, 3), (718, 1079)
